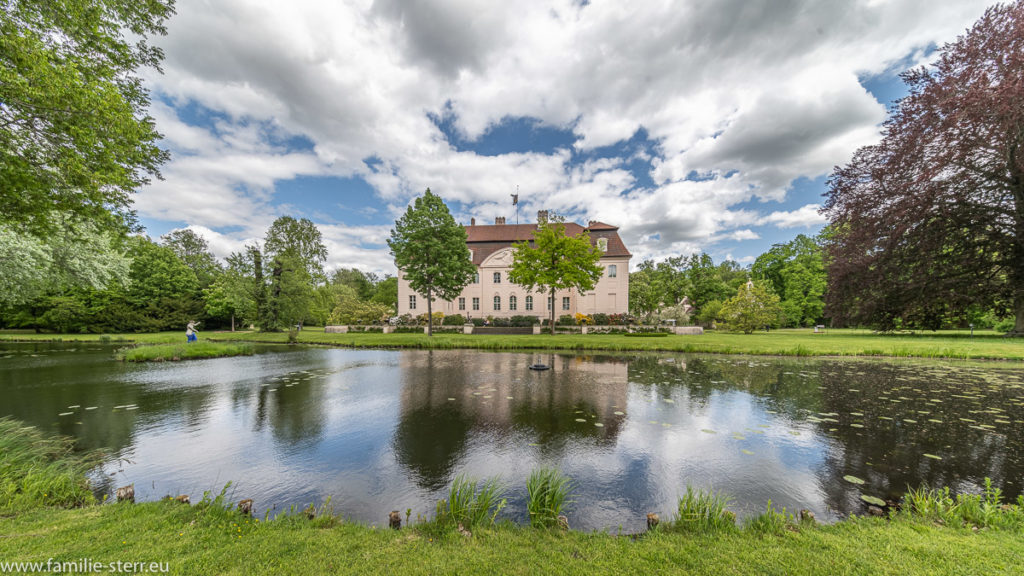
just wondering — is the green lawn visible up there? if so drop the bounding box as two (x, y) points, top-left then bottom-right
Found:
(3, 328), (1024, 360)
(1, 500), (1022, 575)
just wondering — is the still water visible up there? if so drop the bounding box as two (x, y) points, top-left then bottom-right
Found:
(2, 342), (1023, 531)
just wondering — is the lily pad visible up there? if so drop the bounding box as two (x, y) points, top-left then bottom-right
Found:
(574, 418), (587, 423)
(860, 495), (887, 507)
(741, 449), (754, 455)
(843, 475), (865, 485)
(613, 411), (625, 416)
(923, 454), (942, 460)
(701, 429), (716, 434)
(594, 422), (604, 427)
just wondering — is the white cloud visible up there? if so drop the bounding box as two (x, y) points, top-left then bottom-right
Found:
(136, 0), (992, 268)
(761, 204), (829, 229)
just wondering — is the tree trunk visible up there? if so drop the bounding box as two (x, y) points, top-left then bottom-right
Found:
(549, 287), (556, 335)
(1014, 293), (1024, 336)
(231, 314), (235, 332)
(427, 287), (433, 337)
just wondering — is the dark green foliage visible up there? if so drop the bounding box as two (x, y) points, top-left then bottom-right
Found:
(442, 314), (466, 326)
(388, 189), (475, 336)
(264, 217), (328, 282)
(0, 417), (97, 513)
(752, 234), (826, 327)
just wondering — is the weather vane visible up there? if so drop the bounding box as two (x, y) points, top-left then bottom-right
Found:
(512, 186), (519, 225)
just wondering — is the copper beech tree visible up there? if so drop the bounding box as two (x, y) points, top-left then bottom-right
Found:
(823, 1), (1024, 334)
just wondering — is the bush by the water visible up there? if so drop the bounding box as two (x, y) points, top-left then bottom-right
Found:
(118, 342), (254, 362)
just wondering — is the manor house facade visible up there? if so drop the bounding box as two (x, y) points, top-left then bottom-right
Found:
(396, 211), (631, 320)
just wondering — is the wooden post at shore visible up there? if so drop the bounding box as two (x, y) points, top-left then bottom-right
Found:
(238, 499), (253, 516)
(646, 513), (659, 531)
(116, 485), (134, 503)
(389, 510), (402, 529)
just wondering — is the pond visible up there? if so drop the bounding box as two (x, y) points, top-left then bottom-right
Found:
(2, 342), (1023, 532)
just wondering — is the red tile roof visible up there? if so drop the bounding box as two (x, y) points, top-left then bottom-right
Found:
(464, 222), (630, 265)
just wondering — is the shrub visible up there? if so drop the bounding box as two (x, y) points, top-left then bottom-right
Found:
(471, 318), (486, 327)
(556, 314), (575, 326)
(995, 317), (1016, 333)
(509, 315), (540, 327)
(442, 314), (465, 326)
(591, 313), (610, 325)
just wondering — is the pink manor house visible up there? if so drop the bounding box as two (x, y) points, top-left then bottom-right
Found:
(396, 211), (631, 320)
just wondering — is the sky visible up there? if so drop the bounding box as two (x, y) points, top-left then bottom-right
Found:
(135, 0), (994, 275)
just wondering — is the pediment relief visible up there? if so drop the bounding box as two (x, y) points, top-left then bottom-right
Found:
(481, 248), (515, 268)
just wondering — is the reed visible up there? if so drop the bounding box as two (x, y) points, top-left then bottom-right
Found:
(526, 468), (574, 528)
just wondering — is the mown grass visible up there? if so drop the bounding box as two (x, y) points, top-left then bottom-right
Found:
(5, 327), (1024, 360)
(117, 342), (254, 362)
(1, 421), (1024, 574)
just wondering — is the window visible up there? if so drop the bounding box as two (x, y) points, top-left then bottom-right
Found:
(458, 297), (466, 311)
(493, 272), (501, 284)
(597, 238), (608, 252)
(509, 295), (517, 311)
(493, 295), (501, 310)
(472, 297), (480, 311)
(525, 296), (533, 311)
(608, 264), (617, 278)
(562, 297), (570, 310)
(547, 296), (552, 310)
(473, 272), (479, 284)
(409, 295), (416, 310)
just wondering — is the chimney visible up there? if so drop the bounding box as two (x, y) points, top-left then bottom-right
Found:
(470, 217), (476, 226)
(495, 216), (505, 225)
(537, 210), (548, 224)
(588, 220), (596, 228)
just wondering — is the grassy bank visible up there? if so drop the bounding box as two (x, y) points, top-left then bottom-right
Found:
(4, 328), (1024, 361)
(3, 501), (1023, 575)
(1, 419), (1024, 574)
(117, 342), (254, 362)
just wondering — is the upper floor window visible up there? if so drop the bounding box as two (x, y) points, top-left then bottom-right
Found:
(473, 272), (479, 284)
(409, 295), (416, 310)
(509, 295), (518, 311)
(608, 264), (617, 278)
(597, 238), (608, 252)
(493, 272), (501, 284)
(493, 295), (501, 310)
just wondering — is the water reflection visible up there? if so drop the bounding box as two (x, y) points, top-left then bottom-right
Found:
(1, 343), (1023, 531)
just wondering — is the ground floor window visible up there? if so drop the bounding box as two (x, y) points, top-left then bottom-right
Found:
(547, 297), (552, 310)
(409, 295), (416, 310)
(458, 297), (465, 310)
(525, 296), (533, 311)
(493, 295), (501, 310)
(562, 297), (570, 310)
(472, 297), (480, 310)
(509, 295), (517, 310)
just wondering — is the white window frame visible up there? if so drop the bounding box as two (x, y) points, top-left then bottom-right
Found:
(608, 264), (617, 278)
(472, 297), (480, 311)
(458, 297), (465, 311)
(509, 295), (517, 311)
(562, 296), (570, 310)
(525, 296), (533, 311)
(409, 295), (416, 310)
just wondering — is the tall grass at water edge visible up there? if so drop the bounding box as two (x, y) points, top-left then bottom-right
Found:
(526, 468), (575, 528)
(0, 418), (97, 513)
(428, 475), (507, 532)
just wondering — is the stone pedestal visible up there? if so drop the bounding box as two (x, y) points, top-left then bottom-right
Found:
(324, 325), (349, 334)
(464, 324), (474, 334)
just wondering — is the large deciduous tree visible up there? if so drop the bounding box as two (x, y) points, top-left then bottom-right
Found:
(509, 217), (604, 335)
(824, 1), (1024, 333)
(719, 280), (783, 334)
(752, 234), (826, 327)
(0, 0), (174, 235)
(161, 229), (222, 289)
(388, 189), (475, 336)
(264, 216), (328, 283)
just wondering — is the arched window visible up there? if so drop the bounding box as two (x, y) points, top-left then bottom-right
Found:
(509, 295), (517, 311)
(525, 296), (533, 311)
(493, 295), (501, 310)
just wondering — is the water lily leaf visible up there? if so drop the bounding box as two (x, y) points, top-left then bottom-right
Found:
(850, 424), (864, 428)
(574, 418), (587, 423)
(860, 495), (886, 507)
(923, 454), (942, 460)
(741, 449), (754, 455)
(701, 429), (716, 434)
(843, 475), (865, 485)
(447, 398), (456, 401)
(613, 411), (625, 416)
(732, 433), (746, 440)
(58, 412), (73, 416)
(594, 423), (604, 427)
